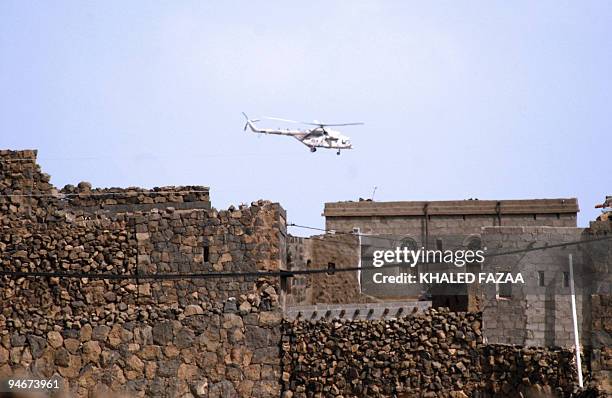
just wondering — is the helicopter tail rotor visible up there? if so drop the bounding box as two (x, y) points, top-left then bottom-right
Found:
(241, 112), (260, 131)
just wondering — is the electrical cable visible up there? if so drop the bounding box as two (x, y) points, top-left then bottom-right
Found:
(1, 235), (610, 280)
(289, 223), (406, 244)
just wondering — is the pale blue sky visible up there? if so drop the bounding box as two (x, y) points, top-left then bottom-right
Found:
(1, 1), (610, 232)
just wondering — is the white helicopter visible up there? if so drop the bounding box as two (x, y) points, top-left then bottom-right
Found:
(242, 112), (363, 155)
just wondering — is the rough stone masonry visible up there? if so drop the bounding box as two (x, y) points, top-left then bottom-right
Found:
(0, 150), (607, 397)
(281, 308), (579, 398)
(1, 150), (286, 397)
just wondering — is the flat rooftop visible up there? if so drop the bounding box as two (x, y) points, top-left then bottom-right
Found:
(323, 198), (579, 218)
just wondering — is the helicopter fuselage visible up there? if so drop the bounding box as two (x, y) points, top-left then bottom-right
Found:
(242, 113), (361, 154)
(295, 128), (352, 150)
(244, 120), (352, 151)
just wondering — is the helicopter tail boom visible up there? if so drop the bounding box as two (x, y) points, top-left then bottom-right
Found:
(241, 112), (305, 136)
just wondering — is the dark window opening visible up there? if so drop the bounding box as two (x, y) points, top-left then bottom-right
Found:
(327, 262), (336, 275)
(498, 272), (512, 299)
(538, 271), (545, 287)
(563, 272), (570, 287)
(203, 246), (210, 263)
(533, 214), (537, 220)
(436, 238), (443, 250)
(556, 213), (561, 220)
(466, 236), (482, 251)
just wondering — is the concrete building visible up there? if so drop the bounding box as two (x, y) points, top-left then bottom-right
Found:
(322, 199), (579, 309)
(324, 198), (579, 238)
(316, 198), (611, 386)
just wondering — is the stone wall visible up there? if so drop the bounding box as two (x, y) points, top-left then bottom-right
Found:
(285, 235), (312, 306)
(1, 150), (609, 396)
(0, 150), (288, 397)
(286, 233), (371, 306)
(481, 223), (612, 356)
(281, 308), (581, 398)
(590, 294), (612, 393)
(0, 149), (211, 221)
(59, 184), (211, 215)
(582, 219), (612, 393)
(481, 226), (587, 347)
(0, 150), (55, 222)
(0, 200), (286, 397)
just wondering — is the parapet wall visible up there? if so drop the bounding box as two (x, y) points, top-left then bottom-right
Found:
(59, 185), (211, 215)
(0, 149), (211, 222)
(281, 309), (580, 398)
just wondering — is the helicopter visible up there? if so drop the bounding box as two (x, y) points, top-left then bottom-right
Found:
(242, 112), (363, 155)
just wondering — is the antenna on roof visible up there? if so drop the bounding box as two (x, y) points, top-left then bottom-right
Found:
(371, 186), (377, 201)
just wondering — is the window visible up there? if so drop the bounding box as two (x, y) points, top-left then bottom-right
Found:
(281, 274), (288, 292)
(400, 237), (418, 251)
(563, 272), (570, 287)
(465, 236), (482, 251)
(203, 246), (209, 263)
(327, 262), (336, 276)
(497, 272), (512, 299)
(538, 271), (545, 287)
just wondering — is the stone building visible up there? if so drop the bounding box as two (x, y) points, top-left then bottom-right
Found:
(0, 150), (287, 397)
(481, 221), (611, 390)
(324, 198), (579, 237)
(321, 197), (610, 387)
(285, 233), (369, 306)
(322, 199), (579, 309)
(1, 150), (609, 396)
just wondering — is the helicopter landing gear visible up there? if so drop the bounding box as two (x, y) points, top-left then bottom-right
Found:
(310, 147), (317, 153)
(337, 150), (341, 155)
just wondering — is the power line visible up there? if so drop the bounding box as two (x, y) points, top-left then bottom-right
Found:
(486, 235), (612, 257)
(0, 262), (398, 280)
(289, 223), (402, 244)
(288, 223), (612, 255)
(1, 235), (609, 281)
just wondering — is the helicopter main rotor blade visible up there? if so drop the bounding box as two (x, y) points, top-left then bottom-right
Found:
(302, 122), (365, 127)
(263, 117), (303, 124)
(264, 117), (365, 127)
